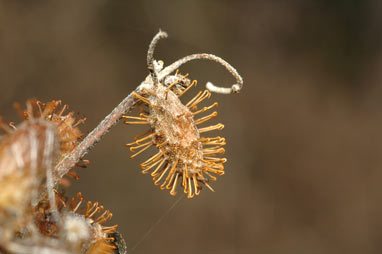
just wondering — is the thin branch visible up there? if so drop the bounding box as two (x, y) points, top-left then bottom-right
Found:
(54, 86), (143, 179)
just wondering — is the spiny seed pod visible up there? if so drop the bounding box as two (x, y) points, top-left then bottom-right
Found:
(0, 99), (85, 181)
(14, 99), (85, 161)
(123, 72), (226, 199)
(35, 192), (118, 254)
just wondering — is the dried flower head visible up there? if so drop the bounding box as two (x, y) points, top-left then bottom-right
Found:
(66, 192), (118, 254)
(14, 99), (85, 160)
(124, 72), (226, 199)
(123, 30), (243, 199)
(35, 191), (118, 254)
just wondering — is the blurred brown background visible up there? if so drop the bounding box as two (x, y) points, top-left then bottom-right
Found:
(0, 1), (381, 253)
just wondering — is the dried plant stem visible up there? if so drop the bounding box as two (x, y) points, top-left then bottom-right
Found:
(54, 30), (243, 180)
(55, 90), (140, 179)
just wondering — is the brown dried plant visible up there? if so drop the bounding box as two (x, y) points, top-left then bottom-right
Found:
(0, 30), (243, 254)
(123, 72), (226, 198)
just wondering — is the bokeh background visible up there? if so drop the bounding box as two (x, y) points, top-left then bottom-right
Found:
(0, 1), (381, 253)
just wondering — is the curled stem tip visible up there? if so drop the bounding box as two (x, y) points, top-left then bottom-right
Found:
(147, 30), (168, 83)
(159, 53), (243, 94)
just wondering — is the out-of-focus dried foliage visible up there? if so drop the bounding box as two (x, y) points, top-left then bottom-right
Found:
(0, 1), (380, 254)
(0, 100), (121, 254)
